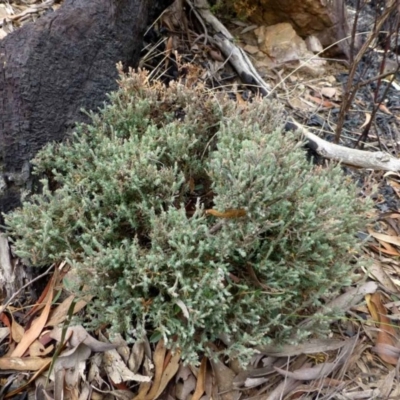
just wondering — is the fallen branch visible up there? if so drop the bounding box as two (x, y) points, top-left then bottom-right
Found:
(289, 118), (400, 171)
(192, 0), (271, 96)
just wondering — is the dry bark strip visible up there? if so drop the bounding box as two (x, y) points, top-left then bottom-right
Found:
(289, 119), (400, 171)
(0, 233), (21, 300)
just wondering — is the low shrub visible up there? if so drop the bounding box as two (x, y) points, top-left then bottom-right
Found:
(4, 65), (371, 365)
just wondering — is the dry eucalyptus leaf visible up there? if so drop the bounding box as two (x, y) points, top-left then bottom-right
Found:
(274, 362), (337, 381)
(154, 351), (181, 399)
(56, 343), (91, 370)
(11, 278), (54, 358)
(175, 366), (196, 400)
(128, 340), (145, 373)
(46, 295), (89, 327)
(366, 262), (398, 292)
(267, 376), (300, 400)
(210, 359), (240, 400)
(10, 318), (24, 343)
(259, 339), (346, 357)
(50, 326), (116, 352)
(88, 353), (107, 388)
(114, 334), (130, 363)
(103, 348), (151, 383)
(29, 339), (53, 357)
(0, 356), (51, 371)
(243, 376), (269, 388)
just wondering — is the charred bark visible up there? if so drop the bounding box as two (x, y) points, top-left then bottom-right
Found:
(0, 0), (170, 219)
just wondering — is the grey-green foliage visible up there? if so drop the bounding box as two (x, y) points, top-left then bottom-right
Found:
(4, 67), (371, 365)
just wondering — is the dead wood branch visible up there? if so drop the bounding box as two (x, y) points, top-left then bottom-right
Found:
(192, 0), (271, 96)
(290, 119), (400, 171)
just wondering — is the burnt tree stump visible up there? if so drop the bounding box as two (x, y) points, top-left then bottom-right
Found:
(0, 0), (170, 218)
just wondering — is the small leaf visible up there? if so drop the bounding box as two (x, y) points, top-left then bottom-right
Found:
(149, 331), (162, 343)
(205, 209), (246, 218)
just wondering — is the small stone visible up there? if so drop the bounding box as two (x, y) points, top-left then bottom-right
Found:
(305, 35), (323, 53)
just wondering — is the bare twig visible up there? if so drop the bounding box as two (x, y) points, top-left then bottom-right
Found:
(335, 0), (399, 144)
(0, 264), (55, 313)
(193, 0), (271, 96)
